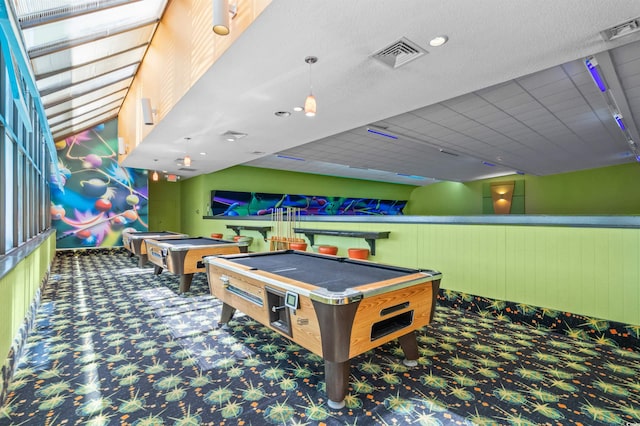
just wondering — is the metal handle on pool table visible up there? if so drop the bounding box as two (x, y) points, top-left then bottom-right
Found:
(220, 275), (230, 287)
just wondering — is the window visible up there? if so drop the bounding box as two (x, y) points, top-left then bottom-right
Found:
(0, 20), (55, 256)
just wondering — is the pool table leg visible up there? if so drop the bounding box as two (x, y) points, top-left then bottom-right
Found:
(325, 360), (350, 409)
(218, 303), (236, 327)
(398, 331), (419, 367)
(153, 265), (163, 275)
(179, 274), (194, 293)
(138, 254), (148, 268)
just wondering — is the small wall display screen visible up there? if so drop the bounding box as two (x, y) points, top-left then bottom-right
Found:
(285, 292), (299, 310)
(210, 190), (406, 216)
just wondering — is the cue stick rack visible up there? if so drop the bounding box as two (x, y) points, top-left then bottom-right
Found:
(269, 207), (305, 251)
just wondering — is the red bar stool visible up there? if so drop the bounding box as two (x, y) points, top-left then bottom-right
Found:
(318, 245), (338, 255)
(210, 233), (223, 239)
(289, 242), (308, 251)
(348, 248), (369, 260)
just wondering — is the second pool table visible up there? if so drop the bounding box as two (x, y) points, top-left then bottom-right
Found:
(146, 236), (248, 293)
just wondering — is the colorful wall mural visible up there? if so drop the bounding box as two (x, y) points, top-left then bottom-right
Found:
(210, 190), (406, 216)
(50, 120), (148, 249)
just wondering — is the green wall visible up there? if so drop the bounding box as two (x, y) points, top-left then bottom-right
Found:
(148, 178), (183, 232)
(405, 180), (481, 215)
(522, 163), (640, 214)
(0, 233), (56, 399)
(407, 163), (640, 215)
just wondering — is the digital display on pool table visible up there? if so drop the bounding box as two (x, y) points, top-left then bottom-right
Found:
(285, 291), (298, 310)
(205, 250), (442, 409)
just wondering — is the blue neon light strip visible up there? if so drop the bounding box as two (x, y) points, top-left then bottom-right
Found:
(367, 128), (398, 139)
(482, 161), (496, 167)
(585, 58), (607, 92)
(614, 114), (626, 131)
(276, 155), (305, 161)
(396, 173), (426, 180)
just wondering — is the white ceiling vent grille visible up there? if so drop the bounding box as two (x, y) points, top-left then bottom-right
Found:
(371, 37), (427, 68)
(601, 18), (640, 41)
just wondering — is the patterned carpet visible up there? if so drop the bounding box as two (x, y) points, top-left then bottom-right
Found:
(1, 249), (640, 425)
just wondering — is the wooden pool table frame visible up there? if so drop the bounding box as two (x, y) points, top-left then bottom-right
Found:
(145, 237), (247, 293)
(122, 230), (188, 267)
(205, 250), (441, 409)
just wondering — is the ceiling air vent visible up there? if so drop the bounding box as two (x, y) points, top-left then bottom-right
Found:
(222, 131), (248, 141)
(601, 18), (640, 41)
(178, 167), (197, 172)
(371, 37), (427, 68)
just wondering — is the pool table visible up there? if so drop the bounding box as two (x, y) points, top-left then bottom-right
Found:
(122, 230), (188, 267)
(145, 237), (249, 293)
(205, 250), (441, 409)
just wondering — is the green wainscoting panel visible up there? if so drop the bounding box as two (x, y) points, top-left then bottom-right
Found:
(205, 219), (639, 325)
(1, 233), (56, 385)
(415, 223), (640, 325)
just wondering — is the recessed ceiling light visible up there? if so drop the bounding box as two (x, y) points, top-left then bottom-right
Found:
(200, 152), (206, 156)
(293, 106), (303, 112)
(429, 35), (448, 47)
(275, 111), (291, 117)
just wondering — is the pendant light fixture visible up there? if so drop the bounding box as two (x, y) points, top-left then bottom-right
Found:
(152, 170), (159, 181)
(183, 137), (192, 167)
(212, 0), (230, 35)
(304, 56), (318, 117)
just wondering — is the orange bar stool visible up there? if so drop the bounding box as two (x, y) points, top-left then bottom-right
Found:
(348, 248), (370, 260)
(211, 233), (224, 239)
(289, 242), (308, 251)
(318, 245), (338, 255)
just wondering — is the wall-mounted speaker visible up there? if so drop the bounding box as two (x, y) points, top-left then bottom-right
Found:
(118, 137), (125, 155)
(141, 98), (154, 125)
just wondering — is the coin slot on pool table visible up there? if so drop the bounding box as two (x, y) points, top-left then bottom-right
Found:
(370, 311), (414, 341)
(225, 284), (264, 307)
(380, 301), (410, 316)
(266, 287), (292, 337)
